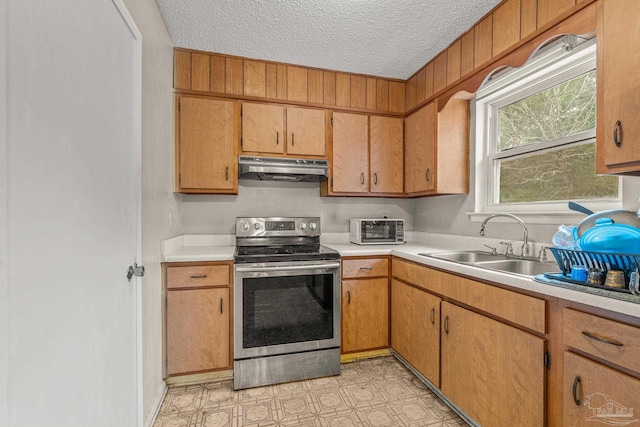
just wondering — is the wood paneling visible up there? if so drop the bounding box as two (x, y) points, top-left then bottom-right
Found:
(166, 264), (230, 289)
(436, 99), (469, 194)
(225, 58), (243, 95)
(441, 302), (544, 427)
(563, 308), (640, 374)
(191, 53), (210, 92)
(388, 81), (405, 113)
(391, 280), (441, 386)
(538, 0), (575, 28)
(243, 60), (266, 97)
(433, 52), (448, 94)
(210, 55), (226, 93)
(493, 0), (521, 56)
(350, 75), (367, 109)
(446, 40), (461, 86)
(323, 71), (336, 105)
(287, 66), (308, 102)
(166, 288), (230, 375)
(174, 50), (191, 90)
(331, 112), (368, 193)
(343, 258), (389, 279)
(370, 116), (404, 193)
(376, 79), (389, 111)
(460, 30), (475, 77)
(474, 15), (493, 68)
(335, 73), (351, 107)
(241, 102), (284, 154)
(366, 78), (377, 110)
(424, 62), (434, 99)
(265, 63), (277, 98)
(342, 278), (389, 353)
(415, 67), (426, 104)
(276, 64), (287, 100)
(521, 0), (538, 39)
(404, 102), (436, 193)
(307, 69), (323, 104)
(405, 74), (417, 111)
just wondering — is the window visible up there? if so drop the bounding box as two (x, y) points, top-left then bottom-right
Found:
(474, 38), (620, 217)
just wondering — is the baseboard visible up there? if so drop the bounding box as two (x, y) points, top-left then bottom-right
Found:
(165, 369), (233, 387)
(143, 382), (167, 427)
(340, 348), (391, 363)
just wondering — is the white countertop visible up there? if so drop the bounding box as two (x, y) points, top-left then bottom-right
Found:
(162, 233), (640, 318)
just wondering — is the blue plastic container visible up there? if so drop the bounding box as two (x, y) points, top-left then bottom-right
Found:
(577, 218), (640, 254)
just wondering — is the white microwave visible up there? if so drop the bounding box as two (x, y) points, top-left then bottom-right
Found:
(350, 219), (405, 245)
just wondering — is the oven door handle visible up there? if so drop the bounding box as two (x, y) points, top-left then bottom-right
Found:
(236, 262), (340, 272)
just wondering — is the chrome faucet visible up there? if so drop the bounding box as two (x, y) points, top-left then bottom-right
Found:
(479, 213), (530, 257)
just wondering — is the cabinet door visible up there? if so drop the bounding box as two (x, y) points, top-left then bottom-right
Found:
(370, 116), (403, 193)
(342, 278), (389, 353)
(177, 96), (236, 192)
(166, 288), (230, 376)
(563, 352), (640, 427)
(441, 302), (544, 427)
(242, 102), (285, 154)
(286, 107), (326, 156)
(391, 279), (440, 386)
(404, 102), (436, 193)
(599, 0), (640, 168)
(332, 112), (369, 193)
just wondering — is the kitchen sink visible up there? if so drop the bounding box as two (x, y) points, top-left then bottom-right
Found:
(420, 250), (560, 278)
(418, 250), (510, 264)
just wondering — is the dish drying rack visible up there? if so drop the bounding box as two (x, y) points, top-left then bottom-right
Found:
(547, 247), (640, 296)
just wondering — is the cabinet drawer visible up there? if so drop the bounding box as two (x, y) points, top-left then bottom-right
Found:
(342, 258), (388, 278)
(564, 308), (640, 373)
(392, 258), (442, 294)
(167, 264), (230, 289)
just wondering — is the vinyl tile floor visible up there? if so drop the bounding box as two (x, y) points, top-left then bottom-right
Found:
(153, 356), (467, 427)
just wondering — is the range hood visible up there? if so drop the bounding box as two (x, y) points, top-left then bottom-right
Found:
(238, 156), (329, 182)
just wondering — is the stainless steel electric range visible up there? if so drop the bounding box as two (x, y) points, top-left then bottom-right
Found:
(233, 217), (341, 390)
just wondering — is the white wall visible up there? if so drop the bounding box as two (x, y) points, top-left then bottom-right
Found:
(181, 180), (415, 234)
(119, 0), (180, 425)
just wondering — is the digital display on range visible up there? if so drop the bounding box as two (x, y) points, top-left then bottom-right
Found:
(266, 221), (295, 231)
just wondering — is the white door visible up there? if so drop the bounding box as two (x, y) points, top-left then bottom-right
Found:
(5, 0), (141, 426)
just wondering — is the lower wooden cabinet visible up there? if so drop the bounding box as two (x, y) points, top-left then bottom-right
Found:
(440, 301), (545, 427)
(391, 279), (440, 386)
(341, 278), (389, 353)
(563, 352), (640, 427)
(165, 263), (232, 377)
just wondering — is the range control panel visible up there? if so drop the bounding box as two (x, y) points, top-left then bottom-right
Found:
(235, 217), (321, 237)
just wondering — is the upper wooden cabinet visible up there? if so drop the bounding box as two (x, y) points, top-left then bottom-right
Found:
(596, 0), (640, 174)
(241, 103), (326, 157)
(404, 99), (469, 196)
(175, 95), (238, 194)
(328, 112), (403, 196)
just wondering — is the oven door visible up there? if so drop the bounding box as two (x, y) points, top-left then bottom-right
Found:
(234, 260), (340, 360)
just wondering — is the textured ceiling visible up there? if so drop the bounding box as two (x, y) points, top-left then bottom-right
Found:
(156, 0), (503, 80)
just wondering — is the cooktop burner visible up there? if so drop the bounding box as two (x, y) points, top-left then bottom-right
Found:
(234, 244), (340, 264)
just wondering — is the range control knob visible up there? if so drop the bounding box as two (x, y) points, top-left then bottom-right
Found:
(309, 222), (317, 230)
(254, 223), (261, 230)
(241, 222), (250, 231)
(300, 222), (307, 230)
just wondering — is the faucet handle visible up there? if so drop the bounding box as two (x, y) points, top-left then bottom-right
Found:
(483, 244), (497, 255)
(538, 247), (548, 262)
(500, 241), (514, 256)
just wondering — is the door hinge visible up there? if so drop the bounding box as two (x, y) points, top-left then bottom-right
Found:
(544, 350), (551, 369)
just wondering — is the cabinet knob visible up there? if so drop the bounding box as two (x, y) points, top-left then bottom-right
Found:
(291, 133), (295, 146)
(429, 307), (435, 324)
(276, 131), (279, 145)
(220, 298), (224, 314)
(374, 173), (378, 185)
(572, 376), (581, 406)
(225, 166), (229, 181)
(443, 316), (449, 334)
(360, 173), (365, 185)
(425, 168), (431, 182)
(347, 290), (351, 304)
(614, 120), (623, 148)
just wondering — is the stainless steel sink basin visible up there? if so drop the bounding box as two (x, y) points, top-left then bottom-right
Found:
(418, 250), (509, 264)
(474, 259), (559, 277)
(420, 250), (559, 278)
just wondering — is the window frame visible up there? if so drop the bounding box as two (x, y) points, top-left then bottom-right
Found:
(473, 39), (621, 221)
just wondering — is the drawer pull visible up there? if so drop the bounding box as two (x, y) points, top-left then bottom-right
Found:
(189, 275), (207, 279)
(444, 316), (449, 334)
(429, 307), (435, 324)
(581, 331), (624, 347)
(359, 267), (373, 271)
(572, 376), (581, 406)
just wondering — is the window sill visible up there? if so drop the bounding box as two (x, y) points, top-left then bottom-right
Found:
(467, 211), (589, 225)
